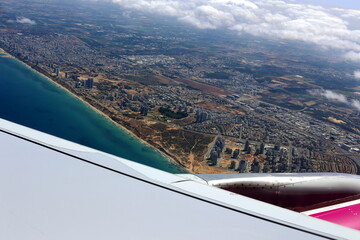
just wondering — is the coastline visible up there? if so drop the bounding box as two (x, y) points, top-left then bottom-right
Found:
(0, 48), (186, 171)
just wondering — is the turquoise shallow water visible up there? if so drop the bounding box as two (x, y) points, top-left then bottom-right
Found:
(0, 56), (185, 173)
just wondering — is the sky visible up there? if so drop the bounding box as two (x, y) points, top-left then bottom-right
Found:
(299, 0), (360, 9)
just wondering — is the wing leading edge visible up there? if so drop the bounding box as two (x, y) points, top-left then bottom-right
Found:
(0, 118), (359, 240)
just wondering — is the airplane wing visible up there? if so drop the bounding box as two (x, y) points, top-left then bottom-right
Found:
(0, 118), (359, 240)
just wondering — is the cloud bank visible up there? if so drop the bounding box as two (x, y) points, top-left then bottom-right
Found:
(309, 89), (360, 111)
(111, 0), (360, 62)
(16, 17), (36, 25)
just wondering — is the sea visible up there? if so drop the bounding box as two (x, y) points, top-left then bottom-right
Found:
(0, 54), (185, 173)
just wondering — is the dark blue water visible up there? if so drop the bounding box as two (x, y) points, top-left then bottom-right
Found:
(0, 55), (185, 173)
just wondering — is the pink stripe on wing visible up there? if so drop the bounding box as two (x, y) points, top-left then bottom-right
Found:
(310, 203), (360, 230)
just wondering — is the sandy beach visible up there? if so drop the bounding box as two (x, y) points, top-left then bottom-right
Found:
(0, 48), (185, 171)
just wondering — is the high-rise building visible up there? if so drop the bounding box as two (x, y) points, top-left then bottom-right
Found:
(243, 140), (250, 151)
(238, 160), (248, 173)
(55, 68), (60, 77)
(195, 111), (209, 123)
(209, 150), (218, 166)
(85, 78), (94, 88)
(246, 146), (252, 154)
(229, 161), (236, 169)
(259, 142), (265, 154)
(140, 106), (148, 116)
(251, 158), (261, 173)
(225, 148), (233, 155)
(232, 149), (240, 159)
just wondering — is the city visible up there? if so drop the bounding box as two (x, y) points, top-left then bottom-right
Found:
(0, 0), (359, 174)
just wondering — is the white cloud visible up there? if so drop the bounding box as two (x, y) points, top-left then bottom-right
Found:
(344, 51), (360, 62)
(351, 99), (360, 110)
(180, 5), (235, 29)
(354, 70), (360, 80)
(333, 8), (360, 19)
(310, 89), (348, 103)
(16, 17), (36, 25)
(309, 89), (360, 111)
(111, 0), (360, 61)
